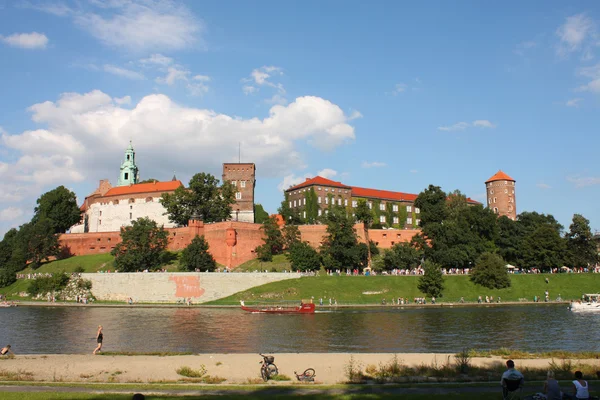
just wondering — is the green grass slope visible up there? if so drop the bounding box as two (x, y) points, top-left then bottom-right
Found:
(208, 273), (600, 305)
(235, 254), (291, 272)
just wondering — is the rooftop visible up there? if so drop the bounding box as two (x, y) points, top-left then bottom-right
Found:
(103, 180), (183, 197)
(486, 170), (515, 183)
(286, 176), (352, 191)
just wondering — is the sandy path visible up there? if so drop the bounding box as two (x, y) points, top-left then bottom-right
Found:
(1, 353), (598, 385)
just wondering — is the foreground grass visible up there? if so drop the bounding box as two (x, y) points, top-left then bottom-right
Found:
(208, 273), (600, 305)
(0, 394), (510, 400)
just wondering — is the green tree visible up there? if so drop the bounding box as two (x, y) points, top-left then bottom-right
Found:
(520, 225), (566, 271)
(565, 214), (598, 268)
(358, 241), (380, 269)
(495, 216), (523, 266)
(320, 207), (361, 271)
(139, 178), (158, 183)
(282, 224), (301, 250)
(286, 241), (321, 271)
(382, 242), (423, 271)
(255, 244), (273, 262)
(179, 235), (216, 272)
(414, 185), (447, 235)
(304, 188), (319, 224)
(33, 186), (81, 233)
(417, 260), (445, 298)
(470, 252), (511, 289)
(161, 173), (235, 226)
(18, 219), (60, 269)
(254, 204), (270, 224)
(355, 199), (374, 269)
(111, 217), (169, 272)
(255, 215), (284, 258)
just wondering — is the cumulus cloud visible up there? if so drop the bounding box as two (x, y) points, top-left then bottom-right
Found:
(0, 32), (48, 49)
(156, 66), (210, 95)
(567, 175), (600, 188)
(361, 161), (386, 168)
(277, 168), (339, 191)
(317, 168), (338, 179)
(5, 90), (357, 204)
(242, 66), (285, 98)
(556, 13), (597, 58)
(114, 95), (132, 105)
(438, 120), (496, 131)
(103, 64), (145, 80)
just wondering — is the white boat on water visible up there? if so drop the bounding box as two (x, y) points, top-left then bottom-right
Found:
(570, 294), (600, 312)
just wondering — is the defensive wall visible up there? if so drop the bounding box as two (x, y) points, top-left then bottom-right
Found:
(60, 221), (420, 269)
(83, 272), (302, 303)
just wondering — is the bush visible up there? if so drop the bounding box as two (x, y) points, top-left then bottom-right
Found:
(255, 244), (273, 262)
(417, 260), (445, 298)
(179, 236), (216, 272)
(0, 268), (16, 288)
(470, 252), (511, 289)
(28, 272), (70, 297)
(286, 242), (320, 271)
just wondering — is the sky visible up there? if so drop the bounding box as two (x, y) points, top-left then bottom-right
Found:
(0, 0), (599, 238)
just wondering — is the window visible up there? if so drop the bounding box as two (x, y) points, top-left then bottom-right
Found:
(379, 203), (385, 211)
(289, 201), (292, 208)
(325, 188), (329, 192)
(293, 200), (297, 207)
(393, 204), (398, 212)
(406, 205), (412, 212)
(99, 220), (101, 225)
(380, 215), (386, 223)
(113, 200), (119, 205)
(393, 217), (399, 224)
(407, 217), (413, 224)
(129, 212), (132, 219)
(318, 187), (321, 191)
(126, 155), (130, 161)
(508, 205), (513, 211)
(488, 199), (492, 204)
(99, 211), (102, 216)
(344, 190), (348, 194)
(512, 190), (515, 193)
(318, 209), (322, 216)
(129, 198), (135, 204)
(368, 202), (372, 209)
(325, 197), (329, 205)
(146, 197), (153, 203)
(236, 192), (242, 200)
(352, 200), (357, 208)
(344, 199), (348, 206)
(124, 172), (129, 180)
(303, 211), (306, 218)
(232, 180), (237, 186)
(504, 189), (508, 193)
(416, 219), (421, 226)
(493, 207), (498, 213)
(493, 197), (497, 203)
(318, 197), (322, 204)
(415, 207), (420, 214)
(303, 198), (306, 205)
(337, 198), (342, 206)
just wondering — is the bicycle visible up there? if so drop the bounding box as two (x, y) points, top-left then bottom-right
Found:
(259, 354), (278, 381)
(294, 368), (316, 382)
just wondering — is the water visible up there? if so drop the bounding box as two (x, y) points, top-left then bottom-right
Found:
(0, 304), (596, 354)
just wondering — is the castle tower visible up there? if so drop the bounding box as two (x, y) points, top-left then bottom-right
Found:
(485, 170), (516, 220)
(117, 141), (139, 186)
(222, 163), (256, 222)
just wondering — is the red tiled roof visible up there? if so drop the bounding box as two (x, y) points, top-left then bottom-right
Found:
(286, 176), (351, 191)
(466, 197), (481, 205)
(351, 186), (418, 202)
(486, 170), (515, 183)
(103, 180), (183, 197)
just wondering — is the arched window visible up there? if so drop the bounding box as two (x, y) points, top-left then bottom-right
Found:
(129, 198), (135, 204)
(146, 197), (153, 203)
(113, 200), (119, 205)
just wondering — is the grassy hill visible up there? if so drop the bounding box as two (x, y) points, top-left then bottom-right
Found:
(235, 254), (291, 272)
(207, 273), (600, 305)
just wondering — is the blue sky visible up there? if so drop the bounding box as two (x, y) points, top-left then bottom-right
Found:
(0, 0), (599, 237)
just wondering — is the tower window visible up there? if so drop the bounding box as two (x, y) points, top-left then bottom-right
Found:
(127, 155), (130, 161)
(129, 198), (135, 204)
(124, 173), (129, 180)
(236, 192), (242, 200)
(241, 181), (246, 188)
(129, 212), (132, 219)
(146, 197), (153, 203)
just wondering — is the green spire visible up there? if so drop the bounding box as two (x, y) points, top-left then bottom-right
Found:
(117, 141), (139, 186)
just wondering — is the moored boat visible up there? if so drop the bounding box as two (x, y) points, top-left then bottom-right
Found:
(570, 294), (600, 312)
(240, 300), (315, 314)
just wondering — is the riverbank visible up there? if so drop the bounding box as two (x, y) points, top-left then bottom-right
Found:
(2, 353), (599, 385)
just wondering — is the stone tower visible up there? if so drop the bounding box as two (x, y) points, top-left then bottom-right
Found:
(485, 170), (516, 221)
(222, 163), (256, 223)
(117, 141), (139, 186)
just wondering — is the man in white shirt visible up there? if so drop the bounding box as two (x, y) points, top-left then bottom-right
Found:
(501, 359), (524, 396)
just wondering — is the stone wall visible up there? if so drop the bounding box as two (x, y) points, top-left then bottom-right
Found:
(83, 272), (301, 303)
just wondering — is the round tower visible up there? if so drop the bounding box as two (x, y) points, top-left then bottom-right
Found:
(485, 170), (516, 220)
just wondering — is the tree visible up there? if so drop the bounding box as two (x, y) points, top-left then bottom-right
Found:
(358, 241), (379, 269)
(161, 173), (235, 226)
(111, 217), (169, 272)
(304, 188), (319, 224)
(414, 185), (447, 234)
(495, 216), (523, 266)
(33, 186), (81, 233)
(382, 242), (423, 271)
(278, 192), (302, 225)
(565, 214), (597, 268)
(139, 178), (158, 183)
(255, 244), (273, 262)
(470, 252), (511, 289)
(18, 219), (60, 269)
(282, 224), (301, 250)
(320, 207), (361, 271)
(254, 204), (270, 224)
(355, 199), (374, 269)
(520, 225), (566, 271)
(179, 235), (216, 272)
(418, 260), (445, 298)
(258, 215), (284, 256)
(286, 242), (320, 271)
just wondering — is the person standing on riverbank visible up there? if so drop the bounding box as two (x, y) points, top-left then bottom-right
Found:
(93, 325), (103, 355)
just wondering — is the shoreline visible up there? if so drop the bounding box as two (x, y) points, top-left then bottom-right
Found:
(1, 353), (598, 385)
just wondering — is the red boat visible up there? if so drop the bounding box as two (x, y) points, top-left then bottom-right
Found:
(240, 300), (315, 314)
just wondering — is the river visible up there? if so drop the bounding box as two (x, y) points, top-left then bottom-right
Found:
(0, 304), (596, 354)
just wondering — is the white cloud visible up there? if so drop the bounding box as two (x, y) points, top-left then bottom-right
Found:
(243, 85), (257, 95)
(515, 40), (537, 56)
(566, 98), (583, 107)
(348, 110), (363, 121)
(0, 207), (24, 222)
(103, 64), (145, 80)
(114, 95), (132, 105)
(243, 66), (285, 95)
(6, 90), (357, 202)
(361, 161), (386, 168)
(265, 94), (288, 106)
(576, 63), (600, 93)
(0, 32), (48, 49)
(556, 14), (596, 58)
(317, 168), (338, 179)
(19, 2), (73, 16)
(438, 120), (496, 131)
(567, 175), (600, 188)
(156, 66), (210, 95)
(139, 53), (173, 66)
(536, 183), (552, 190)
(392, 83), (407, 95)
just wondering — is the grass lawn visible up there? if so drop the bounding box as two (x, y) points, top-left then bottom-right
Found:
(20, 253), (116, 274)
(235, 254), (291, 272)
(208, 273), (600, 305)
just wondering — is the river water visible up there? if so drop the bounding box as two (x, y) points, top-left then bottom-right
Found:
(0, 304), (596, 354)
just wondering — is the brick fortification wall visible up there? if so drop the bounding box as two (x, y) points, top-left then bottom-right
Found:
(61, 222), (420, 269)
(84, 272), (302, 303)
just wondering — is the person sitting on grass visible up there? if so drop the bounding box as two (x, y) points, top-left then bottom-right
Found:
(563, 371), (590, 400)
(501, 359), (524, 396)
(0, 345), (12, 356)
(542, 370), (562, 400)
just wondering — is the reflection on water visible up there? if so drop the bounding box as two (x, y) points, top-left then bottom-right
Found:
(0, 304), (597, 354)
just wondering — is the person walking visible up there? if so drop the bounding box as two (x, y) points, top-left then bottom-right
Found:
(93, 325), (103, 355)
